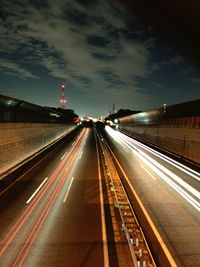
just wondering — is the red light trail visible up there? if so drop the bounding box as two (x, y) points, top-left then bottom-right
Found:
(0, 128), (88, 265)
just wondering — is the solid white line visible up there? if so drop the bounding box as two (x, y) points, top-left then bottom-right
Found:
(26, 177), (48, 204)
(79, 151), (83, 160)
(63, 177), (74, 203)
(94, 128), (110, 267)
(61, 151), (68, 160)
(72, 141), (75, 146)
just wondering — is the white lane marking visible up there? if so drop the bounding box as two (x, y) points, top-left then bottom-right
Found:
(111, 129), (200, 202)
(61, 151), (68, 160)
(0, 150), (52, 197)
(105, 126), (200, 181)
(133, 149), (200, 212)
(116, 128), (200, 181)
(72, 141), (75, 146)
(79, 151), (83, 160)
(26, 177), (48, 204)
(137, 148), (200, 200)
(94, 129), (110, 267)
(118, 136), (200, 211)
(105, 135), (178, 267)
(63, 177), (74, 203)
(141, 165), (157, 180)
(126, 135), (200, 181)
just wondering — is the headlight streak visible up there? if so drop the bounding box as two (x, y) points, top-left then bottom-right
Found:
(0, 128), (88, 262)
(120, 133), (200, 200)
(120, 132), (200, 181)
(105, 126), (200, 213)
(106, 126), (200, 181)
(137, 149), (200, 200)
(131, 149), (200, 212)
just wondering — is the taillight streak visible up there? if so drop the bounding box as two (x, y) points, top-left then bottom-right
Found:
(0, 128), (87, 258)
(12, 148), (79, 267)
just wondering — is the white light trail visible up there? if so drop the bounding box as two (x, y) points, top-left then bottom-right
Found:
(132, 149), (200, 212)
(137, 149), (200, 199)
(105, 126), (200, 212)
(106, 126), (200, 181)
(121, 132), (200, 181)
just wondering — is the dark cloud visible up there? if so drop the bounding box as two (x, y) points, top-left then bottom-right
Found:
(98, 69), (126, 86)
(0, 0), (199, 116)
(65, 6), (91, 26)
(92, 53), (115, 61)
(29, 0), (49, 10)
(87, 35), (110, 47)
(116, 0), (200, 68)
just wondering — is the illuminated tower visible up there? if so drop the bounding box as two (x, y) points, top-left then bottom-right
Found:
(113, 103), (116, 113)
(60, 84), (67, 108)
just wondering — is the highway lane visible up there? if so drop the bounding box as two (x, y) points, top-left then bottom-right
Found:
(0, 125), (135, 267)
(0, 128), (109, 267)
(21, 127), (107, 267)
(2, 123), (199, 266)
(104, 126), (200, 266)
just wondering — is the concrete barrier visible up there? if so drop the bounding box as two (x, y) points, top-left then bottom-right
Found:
(0, 123), (76, 178)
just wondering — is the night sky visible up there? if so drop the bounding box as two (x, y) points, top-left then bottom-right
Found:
(0, 0), (200, 117)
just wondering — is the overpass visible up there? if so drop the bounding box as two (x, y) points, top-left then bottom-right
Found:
(0, 95), (199, 267)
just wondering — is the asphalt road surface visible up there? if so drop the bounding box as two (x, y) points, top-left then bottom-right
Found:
(1, 124), (199, 267)
(0, 128), (109, 267)
(104, 126), (200, 267)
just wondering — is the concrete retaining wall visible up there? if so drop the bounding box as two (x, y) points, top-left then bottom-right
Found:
(120, 125), (200, 164)
(0, 123), (76, 178)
